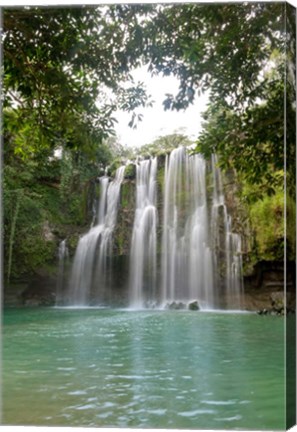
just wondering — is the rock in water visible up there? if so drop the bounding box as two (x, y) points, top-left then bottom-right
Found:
(270, 291), (284, 311)
(166, 301), (186, 310)
(188, 300), (200, 311)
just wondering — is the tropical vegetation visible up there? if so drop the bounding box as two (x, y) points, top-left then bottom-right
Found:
(3, 3), (295, 282)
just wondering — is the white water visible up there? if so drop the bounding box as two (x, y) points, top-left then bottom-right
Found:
(161, 147), (214, 308)
(67, 147), (243, 309)
(129, 158), (158, 308)
(68, 166), (125, 305)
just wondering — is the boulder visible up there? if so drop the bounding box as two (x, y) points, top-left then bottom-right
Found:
(166, 301), (186, 310)
(270, 291), (284, 311)
(188, 300), (200, 311)
(258, 308), (268, 315)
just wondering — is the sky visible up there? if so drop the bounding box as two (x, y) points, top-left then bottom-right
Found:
(113, 65), (209, 149)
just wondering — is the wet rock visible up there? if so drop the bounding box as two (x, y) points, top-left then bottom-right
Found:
(21, 274), (57, 307)
(166, 301), (186, 310)
(42, 220), (56, 242)
(145, 300), (158, 309)
(270, 291), (284, 311)
(24, 298), (41, 307)
(188, 300), (200, 311)
(258, 308), (268, 315)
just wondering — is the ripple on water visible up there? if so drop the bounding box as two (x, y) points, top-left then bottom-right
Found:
(75, 403), (97, 411)
(113, 374), (147, 380)
(67, 390), (87, 396)
(97, 411), (113, 419)
(178, 409), (216, 417)
(215, 414), (243, 422)
(101, 401), (116, 408)
(201, 399), (237, 406)
(57, 357), (73, 361)
(57, 367), (77, 371)
(3, 309), (285, 430)
(147, 408), (167, 415)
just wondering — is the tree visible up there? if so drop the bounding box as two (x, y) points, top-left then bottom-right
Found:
(5, 3), (294, 189)
(134, 2), (294, 194)
(3, 5), (152, 160)
(138, 132), (193, 157)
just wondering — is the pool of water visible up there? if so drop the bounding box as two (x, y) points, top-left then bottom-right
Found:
(2, 308), (285, 429)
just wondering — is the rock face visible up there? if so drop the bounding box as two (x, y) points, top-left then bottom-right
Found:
(241, 260), (295, 312)
(257, 291), (295, 316)
(113, 178), (136, 257)
(21, 275), (57, 307)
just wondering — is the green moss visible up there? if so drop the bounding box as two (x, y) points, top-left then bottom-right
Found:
(8, 224), (57, 279)
(157, 165), (165, 194)
(249, 190), (285, 261)
(115, 230), (125, 255)
(108, 159), (122, 177)
(286, 194), (296, 260)
(124, 163), (136, 179)
(121, 181), (134, 208)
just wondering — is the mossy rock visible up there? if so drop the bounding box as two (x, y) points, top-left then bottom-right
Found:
(188, 300), (200, 311)
(124, 163), (136, 179)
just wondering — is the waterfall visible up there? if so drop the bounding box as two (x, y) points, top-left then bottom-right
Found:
(56, 239), (69, 305)
(68, 166), (126, 305)
(211, 154), (243, 308)
(161, 147), (214, 308)
(129, 157), (158, 308)
(66, 146), (243, 309)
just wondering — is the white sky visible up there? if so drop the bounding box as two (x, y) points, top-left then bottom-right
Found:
(114, 65), (209, 148)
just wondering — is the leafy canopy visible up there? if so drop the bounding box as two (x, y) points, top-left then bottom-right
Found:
(4, 3), (295, 191)
(135, 2), (294, 194)
(3, 5), (152, 160)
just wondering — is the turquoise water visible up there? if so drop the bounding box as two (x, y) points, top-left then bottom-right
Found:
(2, 308), (285, 429)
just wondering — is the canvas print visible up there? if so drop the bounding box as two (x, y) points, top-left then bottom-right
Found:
(2, 2), (296, 430)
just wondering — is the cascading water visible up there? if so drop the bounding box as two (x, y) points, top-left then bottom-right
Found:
(66, 146), (243, 309)
(161, 147), (214, 308)
(129, 157), (158, 308)
(211, 154), (243, 308)
(67, 165), (125, 305)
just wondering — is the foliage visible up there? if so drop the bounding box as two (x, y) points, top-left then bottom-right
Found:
(196, 71), (286, 195)
(248, 190), (284, 261)
(3, 5), (152, 158)
(3, 174), (52, 279)
(135, 2), (294, 195)
(138, 133), (193, 157)
(4, 4), (294, 190)
(2, 146), (99, 280)
(241, 185), (295, 262)
(142, 3), (285, 109)
(124, 163), (136, 179)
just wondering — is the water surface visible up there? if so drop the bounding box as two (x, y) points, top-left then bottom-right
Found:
(2, 308), (285, 429)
